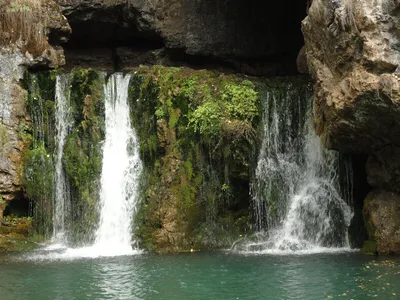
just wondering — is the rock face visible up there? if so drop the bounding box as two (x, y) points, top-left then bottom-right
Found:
(363, 190), (400, 255)
(57, 0), (307, 75)
(303, 0), (400, 254)
(303, 0), (400, 154)
(0, 0), (70, 204)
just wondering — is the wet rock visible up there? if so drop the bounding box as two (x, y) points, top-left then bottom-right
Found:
(0, 200), (6, 225)
(57, 0), (307, 75)
(363, 190), (400, 254)
(0, 0), (70, 200)
(303, 0), (400, 153)
(296, 46), (308, 74)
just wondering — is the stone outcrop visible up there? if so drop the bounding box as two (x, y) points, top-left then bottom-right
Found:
(303, 0), (400, 154)
(362, 190), (400, 254)
(303, 0), (400, 254)
(56, 0), (307, 75)
(0, 0), (70, 204)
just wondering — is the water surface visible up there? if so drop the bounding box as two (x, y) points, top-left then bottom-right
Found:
(0, 252), (399, 299)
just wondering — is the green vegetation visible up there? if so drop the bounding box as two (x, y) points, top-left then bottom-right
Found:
(6, 0), (32, 12)
(21, 66), (260, 251)
(129, 66), (260, 251)
(22, 71), (57, 238)
(0, 215), (44, 252)
(22, 69), (105, 244)
(62, 69), (104, 245)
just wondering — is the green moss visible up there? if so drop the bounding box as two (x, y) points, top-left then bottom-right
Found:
(23, 145), (54, 236)
(0, 216), (44, 252)
(22, 71), (59, 238)
(130, 66), (258, 251)
(23, 70), (57, 151)
(361, 240), (378, 255)
(0, 123), (9, 147)
(62, 68), (104, 245)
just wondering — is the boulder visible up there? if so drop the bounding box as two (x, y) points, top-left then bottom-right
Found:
(303, 0), (400, 153)
(362, 190), (400, 254)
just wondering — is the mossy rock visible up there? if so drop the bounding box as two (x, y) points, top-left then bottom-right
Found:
(129, 66), (259, 251)
(0, 235), (41, 252)
(361, 240), (378, 255)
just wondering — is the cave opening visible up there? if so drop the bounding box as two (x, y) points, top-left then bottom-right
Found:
(3, 194), (32, 218)
(60, 0), (309, 76)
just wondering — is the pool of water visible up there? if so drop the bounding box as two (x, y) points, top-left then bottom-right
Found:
(0, 251), (399, 299)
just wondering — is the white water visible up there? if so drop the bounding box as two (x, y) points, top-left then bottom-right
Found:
(233, 80), (354, 254)
(52, 75), (72, 245)
(93, 73), (142, 256)
(40, 73), (143, 259)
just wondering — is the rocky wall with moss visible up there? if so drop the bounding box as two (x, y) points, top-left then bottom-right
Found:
(128, 66), (260, 252)
(21, 68), (105, 245)
(62, 69), (105, 245)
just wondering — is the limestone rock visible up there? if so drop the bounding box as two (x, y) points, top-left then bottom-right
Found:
(303, 0), (400, 153)
(56, 0), (307, 75)
(296, 46), (309, 74)
(363, 190), (400, 254)
(0, 0), (70, 200)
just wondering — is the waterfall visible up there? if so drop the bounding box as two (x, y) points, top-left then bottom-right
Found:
(234, 79), (353, 253)
(91, 73), (142, 255)
(52, 75), (71, 244)
(39, 73), (143, 259)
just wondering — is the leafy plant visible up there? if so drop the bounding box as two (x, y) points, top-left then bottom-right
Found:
(188, 102), (223, 136)
(222, 81), (259, 123)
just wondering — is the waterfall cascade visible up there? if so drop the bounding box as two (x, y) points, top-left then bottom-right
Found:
(40, 73), (142, 259)
(92, 73), (142, 255)
(234, 79), (354, 254)
(52, 74), (72, 245)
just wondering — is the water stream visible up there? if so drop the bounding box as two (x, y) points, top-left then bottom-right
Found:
(52, 74), (72, 245)
(42, 73), (142, 259)
(93, 73), (142, 255)
(233, 80), (353, 254)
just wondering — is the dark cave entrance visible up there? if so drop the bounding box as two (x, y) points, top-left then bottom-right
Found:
(3, 193), (31, 218)
(60, 0), (309, 76)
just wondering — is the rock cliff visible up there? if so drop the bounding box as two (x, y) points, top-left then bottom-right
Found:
(2, 0), (400, 254)
(56, 0), (306, 75)
(0, 0), (70, 218)
(303, 0), (400, 254)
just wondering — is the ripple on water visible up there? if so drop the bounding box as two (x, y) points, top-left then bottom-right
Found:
(1, 252), (400, 300)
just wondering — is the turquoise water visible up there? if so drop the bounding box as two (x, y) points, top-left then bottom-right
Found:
(0, 251), (399, 299)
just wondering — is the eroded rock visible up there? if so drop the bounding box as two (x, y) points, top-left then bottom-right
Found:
(362, 190), (400, 254)
(57, 0), (307, 75)
(303, 0), (400, 153)
(0, 0), (70, 201)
